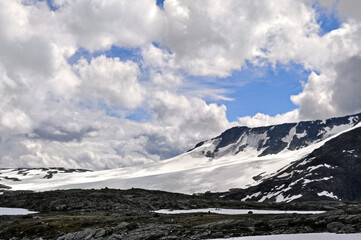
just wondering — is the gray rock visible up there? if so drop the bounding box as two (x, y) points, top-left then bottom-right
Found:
(327, 222), (346, 232)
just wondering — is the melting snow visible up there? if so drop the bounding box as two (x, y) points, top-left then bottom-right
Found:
(297, 157), (315, 167)
(1, 123), (360, 198)
(322, 123), (353, 139)
(317, 191), (339, 200)
(307, 164), (332, 172)
(281, 126), (296, 146)
(154, 208), (324, 215)
(210, 233), (361, 240)
(241, 192), (261, 201)
(303, 177), (333, 186)
(277, 173), (290, 178)
(289, 178), (303, 187)
(0, 207), (38, 215)
(296, 130), (307, 138)
(275, 194), (303, 203)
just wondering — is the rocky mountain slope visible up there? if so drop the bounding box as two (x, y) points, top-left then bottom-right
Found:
(189, 112), (361, 159)
(1, 113), (361, 202)
(220, 126), (361, 202)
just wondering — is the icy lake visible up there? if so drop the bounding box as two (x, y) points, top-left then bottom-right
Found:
(154, 208), (325, 215)
(0, 207), (38, 215)
(211, 233), (361, 240)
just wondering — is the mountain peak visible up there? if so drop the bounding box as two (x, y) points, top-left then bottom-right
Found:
(190, 112), (361, 159)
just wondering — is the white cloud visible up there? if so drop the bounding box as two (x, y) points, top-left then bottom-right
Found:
(55, 0), (166, 51)
(0, 109), (32, 132)
(292, 55), (361, 120)
(149, 91), (232, 145)
(163, 0), (319, 77)
(2, 0), (361, 170)
(318, 0), (361, 21)
(288, 21), (361, 120)
(238, 110), (300, 128)
(237, 1), (361, 124)
(75, 56), (144, 109)
(332, 56), (361, 114)
(291, 71), (336, 119)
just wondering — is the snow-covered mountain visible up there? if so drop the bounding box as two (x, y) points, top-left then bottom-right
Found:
(221, 124), (361, 202)
(1, 112), (361, 202)
(189, 112), (361, 158)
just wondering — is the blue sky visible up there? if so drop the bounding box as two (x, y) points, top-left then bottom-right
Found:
(63, 0), (341, 124)
(219, 63), (310, 121)
(65, 1), (341, 123)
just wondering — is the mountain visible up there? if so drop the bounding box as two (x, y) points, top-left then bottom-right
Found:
(1, 112), (361, 202)
(220, 125), (361, 202)
(189, 112), (361, 158)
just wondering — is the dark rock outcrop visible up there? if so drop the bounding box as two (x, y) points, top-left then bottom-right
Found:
(1, 188), (361, 239)
(220, 126), (361, 202)
(190, 112), (361, 159)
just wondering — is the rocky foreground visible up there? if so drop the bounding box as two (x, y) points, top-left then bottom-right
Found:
(1, 189), (361, 239)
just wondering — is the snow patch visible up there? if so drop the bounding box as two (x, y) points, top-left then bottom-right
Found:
(258, 186), (293, 202)
(307, 164), (332, 172)
(0, 207), (38, 215)
(274, 184), (285, 190)
(297, 157), (314, 167)
(322, 123), (353, 139)
(296, 130), (307, 138)
(303, 177), (333, 186)
(277, 173), (291, 178)
(282, 126), (296, 146)
(210, 233), (361, 240)
(154, 208), (324, 215)
(1, 123), (360, 195)
(241, 192), (261, 201)
(317, 191), (339, 200)
(276, 194), (303, 203)
(289, 178), (303, 187)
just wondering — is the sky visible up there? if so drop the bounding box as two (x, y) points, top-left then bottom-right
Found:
(1, 0), (361, 169)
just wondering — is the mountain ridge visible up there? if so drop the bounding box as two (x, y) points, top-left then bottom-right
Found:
(189, 112), (361, 159)
(219, 125), (361, 202)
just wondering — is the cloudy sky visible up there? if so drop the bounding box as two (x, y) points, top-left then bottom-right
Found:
(1, 0), (361, 169)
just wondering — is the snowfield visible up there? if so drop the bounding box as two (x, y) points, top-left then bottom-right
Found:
(210, 233), (361, 240)
(154, 208), (325, 215)
(0, 207), (38, 216)
(1, 123), (361, 197)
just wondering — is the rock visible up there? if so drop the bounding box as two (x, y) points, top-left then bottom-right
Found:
(211, 232), (224, 238)
(304, 226), (313, 232)
(94, 229), (106, 238)
(126, 222), (138, 231)
(327, 222), (346, 232)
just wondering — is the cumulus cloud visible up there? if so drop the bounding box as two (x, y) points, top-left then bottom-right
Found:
(238, 110), (300, 128)
(287, 21), (361, 120)
(293, 55), (361, 120)
(332, 56), (361, 114)
(163, 0), (319, 77)
(149, 91), (232, 146)
(75, 56), (144, 108)
(319, 0), (361, 21)
(55, 0), (166, 51)
(236, 1), (361, 125)
(2, 0), (361, 169)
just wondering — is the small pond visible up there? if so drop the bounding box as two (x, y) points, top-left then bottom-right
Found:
(0, 207), (38, 215)
(154, 208), (325, 215)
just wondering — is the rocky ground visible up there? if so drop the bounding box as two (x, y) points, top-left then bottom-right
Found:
(1, 188), (361, 239)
